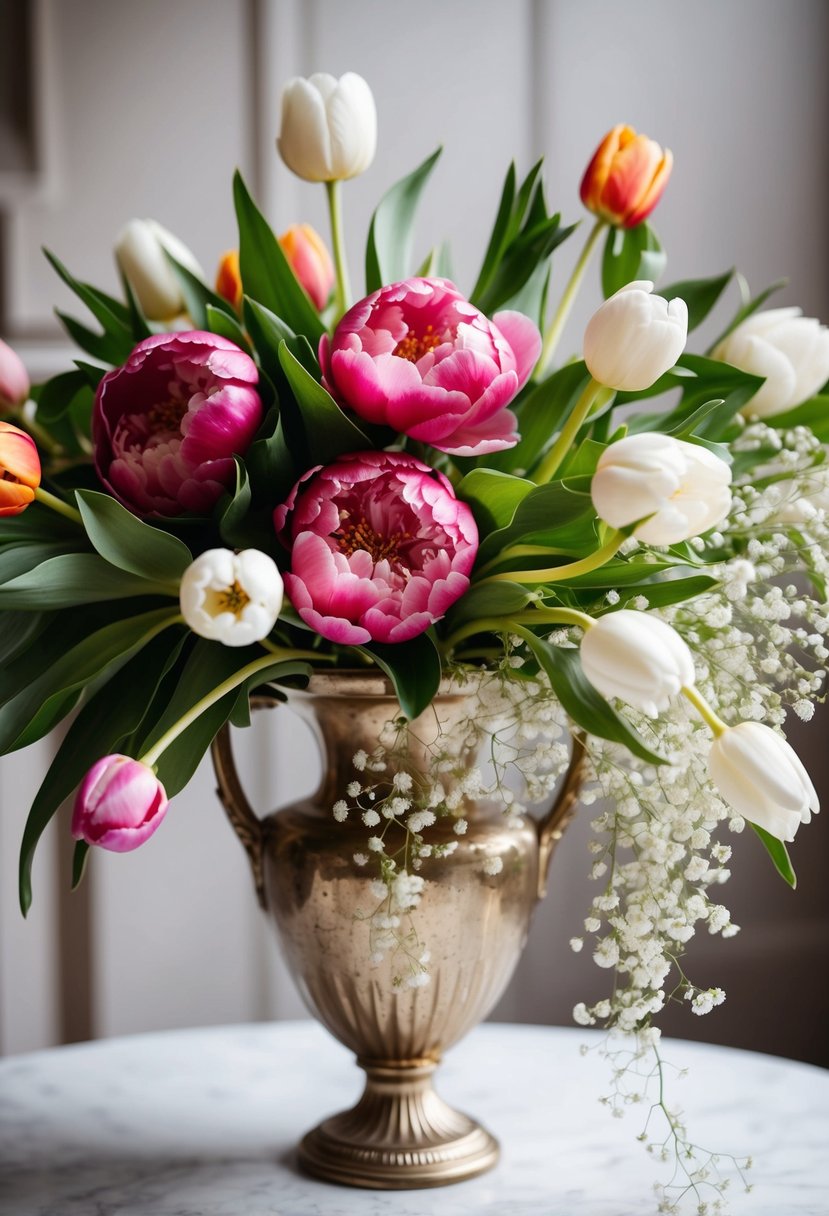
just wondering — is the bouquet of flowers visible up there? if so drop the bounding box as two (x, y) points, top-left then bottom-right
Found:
(2, 70), (828, 1209)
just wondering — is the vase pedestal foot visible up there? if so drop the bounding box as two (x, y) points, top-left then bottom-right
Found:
(297, 1058), (500, 1189)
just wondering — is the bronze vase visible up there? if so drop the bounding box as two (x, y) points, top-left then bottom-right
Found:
(211, 672), (582, 1190)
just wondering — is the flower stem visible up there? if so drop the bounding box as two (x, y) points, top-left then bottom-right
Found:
(139, 648), (307, 769)
(536, 217), (606, 377)
(34, 486), (83, 525)
(326, 179), (351, 319)
(480, 529), (624, 586)
(532, 376), (611, 485)
(682, 684), (728, 737)
(442, 606), (593, 654)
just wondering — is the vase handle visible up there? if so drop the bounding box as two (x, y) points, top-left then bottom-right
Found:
(210, 695), (280, 911)
(535, 731), (586, 901)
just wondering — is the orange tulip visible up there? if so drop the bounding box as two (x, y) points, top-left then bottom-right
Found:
(0, 420), (41, 516)
(278, 224), (334, 311)
(580, 125), (672, 228)
(215, 250), (243, 312)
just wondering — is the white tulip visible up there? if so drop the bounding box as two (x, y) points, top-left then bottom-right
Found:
(583, 280), (688, 391)
(708, 721), (819, 842)
(712, 307), (829, 419)
(277, 72), (377, 182)
(180, 549), (283, 648)
(591, 432), (732, 545)
(115, 219), (204, 322)
(580, 610), (695, 717)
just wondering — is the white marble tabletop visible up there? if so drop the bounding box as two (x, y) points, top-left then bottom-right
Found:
(0, 1021), (827, 1215)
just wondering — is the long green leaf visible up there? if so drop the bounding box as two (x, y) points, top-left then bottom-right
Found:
(359, 633), (442, 721)
(0, 552), (178, 608)
(658, 271), (733, 332)
(751, 823), (796, 888)
(601, 223), (666, 298)
(488, 362), (590, 476)
(18, 630), (187, 914)
(76, 489), (191, 582)
(457, 469), (534, 536)
(476, 481), (594, 565)
(278, 342), (371, 461)
(519, 630), (667, 765)
(470, 163), (517, 303)
(44, 248), (136, 361)
(163, 252), (237, 330)
(365, 148), (442, 293)
(234, 171), (325, 342)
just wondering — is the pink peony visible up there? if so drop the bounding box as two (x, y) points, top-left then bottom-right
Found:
(72, 755), (168, 853)
(274, 450), (478, 645)
(318, 277), (541, 457)
(93, 331), (264, 517)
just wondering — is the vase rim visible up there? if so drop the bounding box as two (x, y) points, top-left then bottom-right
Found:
(291, 669), (481, 702)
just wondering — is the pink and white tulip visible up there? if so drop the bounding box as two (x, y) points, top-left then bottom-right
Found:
(274, 450), (478, 645)
(319, 277), (541, 457)
(93, 331), (264, 518)
(72, 755), (169, 852)
(0, 338), (30, 412)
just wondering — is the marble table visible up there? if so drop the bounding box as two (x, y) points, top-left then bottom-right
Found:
(1, 1021), (827, 1215)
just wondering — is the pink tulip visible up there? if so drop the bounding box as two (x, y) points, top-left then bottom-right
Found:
(93, 331), (264, 517)
(279, 224), (334, 311)
(71, 755), (169, 853)
(274, 450), (478, 645)
(0, 338), (30, 412)
(318, 277), (541, 457)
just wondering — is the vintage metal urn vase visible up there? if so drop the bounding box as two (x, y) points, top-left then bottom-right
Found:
(211, 672), (582, 1190)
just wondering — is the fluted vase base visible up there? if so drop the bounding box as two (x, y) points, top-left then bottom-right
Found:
(297, 1059), (499, 1189)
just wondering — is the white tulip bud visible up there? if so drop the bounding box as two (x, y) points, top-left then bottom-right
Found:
(708, 721), (819, 842)
(712, 307), (829, 419)
(580, 610), (695, 717)
(180, 548), (283, 647)
(591, 432), (732, 545)
(115, 219), (204, 322)
(584, 280), (688, 391)
(277, 72), (377, 182)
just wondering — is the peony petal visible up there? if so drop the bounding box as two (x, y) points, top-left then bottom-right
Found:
(492, 310), (542, 389)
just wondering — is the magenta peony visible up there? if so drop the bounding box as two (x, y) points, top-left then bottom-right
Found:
(274, 450), (478, 644)
(93, 331), (264, 517)
(71, 755), (169, 852)
(318, 277), (541, 456)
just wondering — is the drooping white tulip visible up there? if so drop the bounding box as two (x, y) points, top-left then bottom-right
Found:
(277, 72), (377, 183)
(708, 721), (819, 842)
(583, 280), (688, 392)
(180, 548), (283, 647)
(591, 432), (732, 545)
(115, 219), (204, 322)
(713, 307), (829, 419)
(580, 610), (695, 717)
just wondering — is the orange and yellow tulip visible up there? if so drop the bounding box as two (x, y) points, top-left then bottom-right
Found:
(215, 250), (243, 313)
(0, 420), (41, 516)
(580, 125), (672, 228)
(216, 224), (334, 315)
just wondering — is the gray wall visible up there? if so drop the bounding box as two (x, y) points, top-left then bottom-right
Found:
(1, 0), (827, 1062)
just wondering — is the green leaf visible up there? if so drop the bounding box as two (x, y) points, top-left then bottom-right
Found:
(475, 212), (577, 318)
(0, 607), (180, 755)
(0, 540), (87, 584)
(476, 481), (594, 565)
(763, 394), (829, 441)
(244, 407), (296, 505)
(359, 633), (442, 721)
(365, 147), (442, 293)
(708, 275), (786, 352)
(18, 629), (186, 914)
(234, 171), (325, 343)
(205, 303), (252, 352)
(278, 341), (371, 462)
(446, 580), (533, 628)
(0, 610), (48, 666)
(657, 271), (733, 332)
(751, 823), (796, 888)
(519, 630), (667, 765)
(44, 248), (136, 363)
(163, 252), (237, 330)
(601, 223), (666, 298)
(0, 552), (178, 608)
(488, 363), (590, 476)
(55, 311), (127, 366)
(609, 574), (718, 610)
(76, 489), (191, 582)
(471, 163), (517, 303)
(35, 370), (94, 425)
(457, 469), (534, 535)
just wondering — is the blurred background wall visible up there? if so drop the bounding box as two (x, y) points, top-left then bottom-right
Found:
(1, 0), (827, 1062)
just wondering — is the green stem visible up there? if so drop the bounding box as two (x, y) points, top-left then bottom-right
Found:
(682, 684), (727, 737)
(536, 217), (606, 377)
(481, 529), (624, 586)
(139, 648), (307, 769)
(326, 179), (351, 319)
(442, 606), (593, 654)
(532, 376), (610, 485)
(34, 486), (83, 524)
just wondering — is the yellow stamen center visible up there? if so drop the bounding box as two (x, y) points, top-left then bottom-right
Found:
(218, 580), (250, 613)
(393, 324), (442, 363)
(336, 516), (406, 564)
